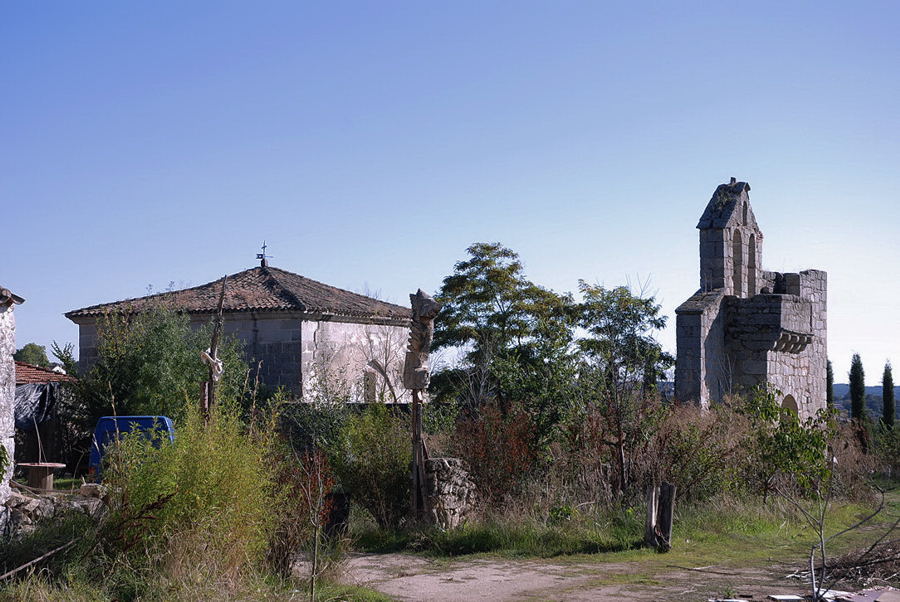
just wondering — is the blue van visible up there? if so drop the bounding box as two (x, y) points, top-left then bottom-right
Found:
(88, 416), (175, 478)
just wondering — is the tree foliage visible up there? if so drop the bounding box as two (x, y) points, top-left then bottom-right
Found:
(13, 342), (50, 368)
(849, 353), (866, 421)
(826, 359), (834, 406)
(432, 242), (578, 432)
(77, 307), (248, 425)
(883, 362), (895, 429)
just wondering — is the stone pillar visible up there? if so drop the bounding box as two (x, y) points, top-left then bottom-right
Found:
(0, 292), (22, 531)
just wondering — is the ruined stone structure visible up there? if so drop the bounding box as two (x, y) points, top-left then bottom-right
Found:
(675, 179), (827, 417)
(67, 262), (412, 403)
(1, 287), (24, 531)
(425, 458), (477, 530)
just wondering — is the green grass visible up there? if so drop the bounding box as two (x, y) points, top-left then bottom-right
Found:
(53, 476), (82, 491)
(353, 508), (645, 558)
(350, 487), (900, 569)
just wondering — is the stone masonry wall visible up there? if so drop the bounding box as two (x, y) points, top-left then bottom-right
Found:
(675, 290), (727, 405)
(676, 181), (827, 416)
(1, 303), (16, 530)
(73, 312), (411, 402)
(75, 313), (304, 393)
(301, 319), (410, 403)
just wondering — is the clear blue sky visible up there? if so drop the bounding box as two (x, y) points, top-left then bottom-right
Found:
(3, 2), (898, 384)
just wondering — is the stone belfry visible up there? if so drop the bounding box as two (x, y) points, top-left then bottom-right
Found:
(675, 179), (827, 416)
(697, 178), (764, 297)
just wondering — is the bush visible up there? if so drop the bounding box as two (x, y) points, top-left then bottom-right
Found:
(635, 403), (749, 502)
(330, 405), (411, 528)
(77, 307), (248, 427)
(451, 403), (536, 505)
(99, 404), (276, 595)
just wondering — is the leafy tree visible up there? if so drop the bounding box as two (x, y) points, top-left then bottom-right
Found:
(574, 281), (674, 494)
(78, 307), (248, 427)
(432, 242), (578, 419)
(883, 362), (895, 429)
(849, 353), (866, 421)
(826, 359), (834, 406)
(576, 281), (673, 396)
(14, 342), (50, 368)
(51, 341), (79, 376)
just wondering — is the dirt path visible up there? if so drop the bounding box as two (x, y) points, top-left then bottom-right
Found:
(330, 553), (811, 601)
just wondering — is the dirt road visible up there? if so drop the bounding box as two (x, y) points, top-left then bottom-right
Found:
(332, 553), (809, 601)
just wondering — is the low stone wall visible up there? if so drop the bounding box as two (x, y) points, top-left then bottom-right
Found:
(425, 457), (476, 530)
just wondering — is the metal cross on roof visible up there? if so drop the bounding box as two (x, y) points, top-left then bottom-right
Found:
(256, 241), (273, 267)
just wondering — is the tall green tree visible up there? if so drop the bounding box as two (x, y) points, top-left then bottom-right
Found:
(883, 362), (895, 429)
(13, 342), (50, 368)
(849, 353), (866, 421)
(826, 359), (834, 406)
(575, 281), (673, 494)
(432, 242), (577, 417)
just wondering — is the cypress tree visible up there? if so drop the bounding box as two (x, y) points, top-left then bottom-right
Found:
(826, 360), (834, 406)
(849, 353), (866, 421)
(883, 362), (895, 429)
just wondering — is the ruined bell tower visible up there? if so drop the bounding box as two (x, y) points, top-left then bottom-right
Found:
(698, 178), (764, 297)
(675, 179), (827, 417)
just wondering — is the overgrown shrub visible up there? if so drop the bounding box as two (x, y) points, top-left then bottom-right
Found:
(636, 403), (749, 502)
(99, 404), (276, 595)
(451, 403), (536, 504)
(330, 405), (410, 528)
(77, 307), (248, 426)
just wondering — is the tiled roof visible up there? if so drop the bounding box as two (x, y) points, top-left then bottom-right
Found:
(15, 361), (76, 384)
(65, 265), (411, 322)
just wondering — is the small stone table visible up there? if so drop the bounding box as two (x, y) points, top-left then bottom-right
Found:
(17, 462), (66, 491)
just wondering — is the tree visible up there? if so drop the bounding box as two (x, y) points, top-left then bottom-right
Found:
(826, 360), (834, 406)
(51, 341), (79, 376)
(432, 242), (577, 416)
(849, 353), (866, 421)
(14, 342), (50, 368)
(883, 362), (895, 429)
(78, 307), (248, 427)
(575, 280), (674, 494)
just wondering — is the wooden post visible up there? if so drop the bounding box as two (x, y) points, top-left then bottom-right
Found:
(202, 276), (227, 423)
(657, 481), (676, 552)
(644, 484), (659, 547)
(644, 481), (676, 552)
(410, 389), (427, 519)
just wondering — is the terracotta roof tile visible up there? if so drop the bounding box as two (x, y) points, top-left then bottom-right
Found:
(15, 361), (76, 384)
(65, 266), (411, 322)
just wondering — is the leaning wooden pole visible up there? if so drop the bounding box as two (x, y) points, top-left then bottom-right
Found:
(201, 276), (227, 423)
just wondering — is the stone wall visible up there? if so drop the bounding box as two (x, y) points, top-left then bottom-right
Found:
(1, 303), (16, 530)
(73, 312), (410, 402)
(675, 290), (727, 406)
(425, 458), (477, 530)
(301, 319), (410, 403)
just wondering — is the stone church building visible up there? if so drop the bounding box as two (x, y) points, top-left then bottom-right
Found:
(675, 179), (827, 417)
(66, 261), (412, 403)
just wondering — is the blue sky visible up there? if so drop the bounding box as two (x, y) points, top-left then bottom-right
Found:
(2, 2), (898, 384)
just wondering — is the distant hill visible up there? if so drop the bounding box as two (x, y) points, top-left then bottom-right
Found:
(833, 383), (900, 419)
